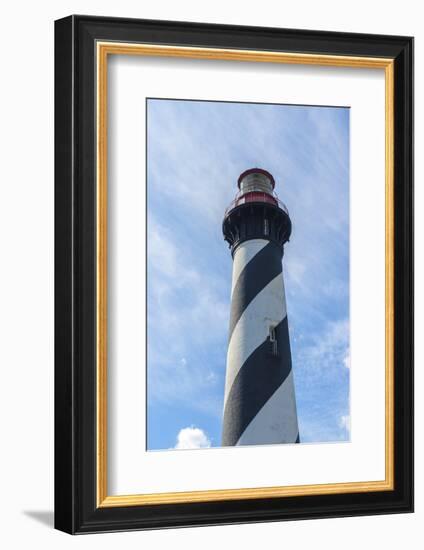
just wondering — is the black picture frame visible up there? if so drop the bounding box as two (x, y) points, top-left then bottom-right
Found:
(55, 15), (413, 534)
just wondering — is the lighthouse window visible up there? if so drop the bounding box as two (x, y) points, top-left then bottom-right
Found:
(264, 218), (269, 235)
(269, 325), (278, 356)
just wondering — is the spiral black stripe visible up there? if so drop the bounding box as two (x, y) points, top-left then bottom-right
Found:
(222, 317), (292, 446)
(228, 241), (282, 340)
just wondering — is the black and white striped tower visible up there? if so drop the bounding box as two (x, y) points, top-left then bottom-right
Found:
(222, 168), (299, 446)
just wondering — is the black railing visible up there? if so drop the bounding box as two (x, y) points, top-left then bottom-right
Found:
(224, 192), (289, 217)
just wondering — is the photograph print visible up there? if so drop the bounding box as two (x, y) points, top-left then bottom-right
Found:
(146, 98), (350, 451)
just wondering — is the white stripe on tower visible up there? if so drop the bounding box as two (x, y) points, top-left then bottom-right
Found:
(230, 239), (268, 298)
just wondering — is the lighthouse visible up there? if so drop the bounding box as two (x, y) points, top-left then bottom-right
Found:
(222, 168), (299, 446)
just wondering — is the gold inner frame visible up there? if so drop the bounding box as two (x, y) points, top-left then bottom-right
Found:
(96, 42), (395, 508)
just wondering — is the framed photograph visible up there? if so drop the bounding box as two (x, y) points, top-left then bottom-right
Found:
(54, 15), (413, 534)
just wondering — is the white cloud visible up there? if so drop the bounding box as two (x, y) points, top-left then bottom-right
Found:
(175, 427), (211, 449)
(295, 318), (349, 374)
(339, 415), (351, 433)
(293, 318), (350, 443)
(147, 216), (227, 416)
(206, 371), (216, 383)
(284, 257), (306, 288)
(343, 350), (350, 369)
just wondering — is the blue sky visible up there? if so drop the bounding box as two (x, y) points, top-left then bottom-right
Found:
(146, 98), (350, 450)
